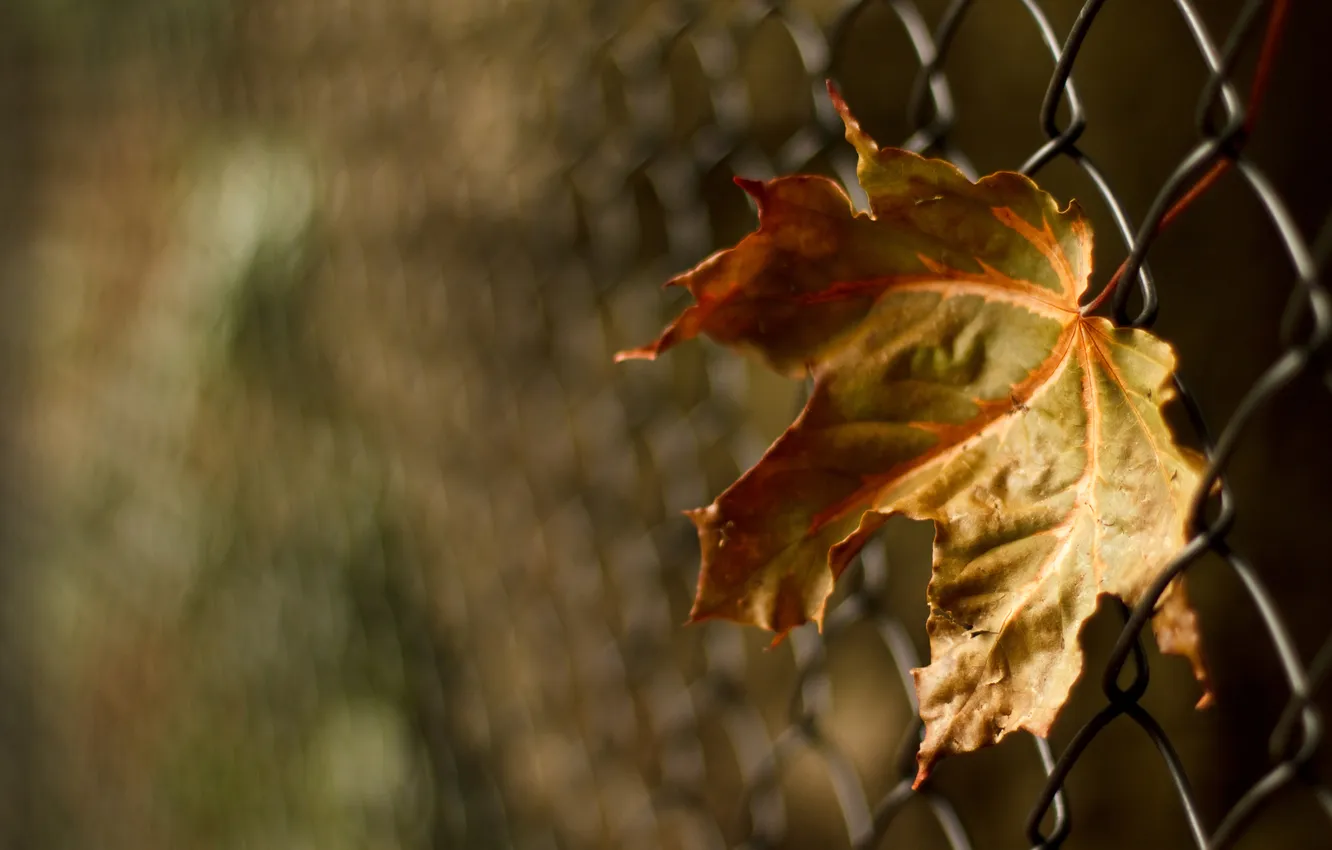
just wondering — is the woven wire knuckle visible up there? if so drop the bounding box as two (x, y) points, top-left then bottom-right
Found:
(552, 0), (1332, 847)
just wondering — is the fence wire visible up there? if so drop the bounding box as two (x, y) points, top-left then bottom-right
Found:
(546, 1), (1332, 848)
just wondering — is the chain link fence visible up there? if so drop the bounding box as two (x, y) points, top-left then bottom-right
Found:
(1, 1), (1330, 848)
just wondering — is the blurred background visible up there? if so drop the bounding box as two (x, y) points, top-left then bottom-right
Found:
(0, 0), (1330, 848)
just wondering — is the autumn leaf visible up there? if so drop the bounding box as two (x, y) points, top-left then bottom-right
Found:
(616, 82), (1212, 784)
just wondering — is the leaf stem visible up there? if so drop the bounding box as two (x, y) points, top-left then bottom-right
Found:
(1080, 0), (1290, 318)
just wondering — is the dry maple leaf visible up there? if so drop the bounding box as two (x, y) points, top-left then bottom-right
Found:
(616, 82), (1211, 785)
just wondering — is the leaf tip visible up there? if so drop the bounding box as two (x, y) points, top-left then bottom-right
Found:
(733, 176), (773, 216)
(824, 79), (850, 119)
(614, 309), (702, 365)
(733, 174), (765, 195)
(686, 578), (723, 625)
(825, 80), (878, 157)
(613, 346), (657, 363)
(684, 607), (715, 627)
(686, 592), (738, 630)
(911, 761), (931, 791)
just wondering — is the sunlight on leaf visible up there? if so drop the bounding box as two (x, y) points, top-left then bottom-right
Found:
(617, 81), (1210, 784)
